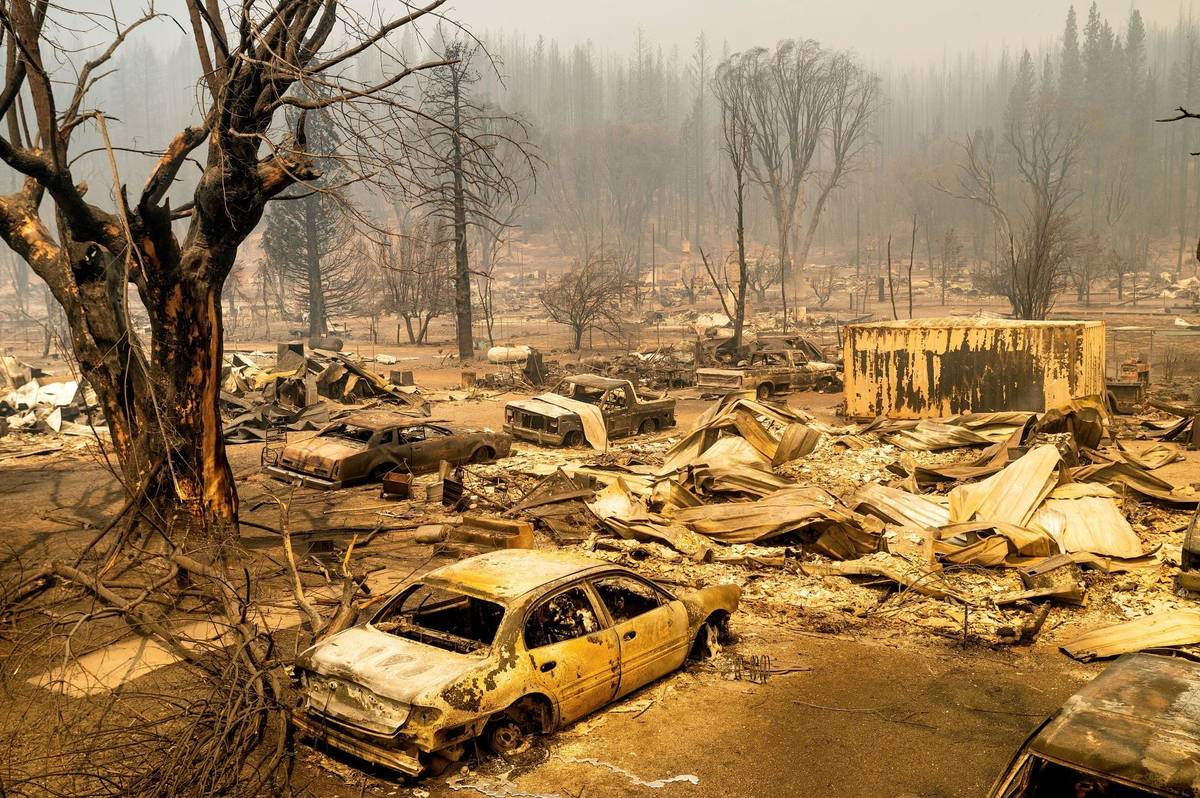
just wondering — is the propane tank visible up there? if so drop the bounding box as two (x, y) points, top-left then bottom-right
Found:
(487, 345), (532, 364)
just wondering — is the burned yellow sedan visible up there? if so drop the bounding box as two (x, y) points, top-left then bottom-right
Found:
(291, 549), (740, 776)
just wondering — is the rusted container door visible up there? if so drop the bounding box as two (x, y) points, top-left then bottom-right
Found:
(842, 320), (1105, 419)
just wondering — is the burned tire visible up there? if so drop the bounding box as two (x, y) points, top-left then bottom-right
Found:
(369, 463), (395, 481)
(815, 376), (835, 393)
(484, 719), (527, 755)
(756, 383), (773, 401)
(639, 418), (657, 435)
(562, 430), (584, 448)
(470, 446), (494, 464)
(483, 695), (553, 756)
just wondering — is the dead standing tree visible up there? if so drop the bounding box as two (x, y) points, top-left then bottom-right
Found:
(0, 0), (451, 533)
(538, 256), (631, 351)
(949, 54), (1080, 320)
(724, 42), (875, 329)
(711, 57), (753, 351)
(792, 52), (879, 287)
(470, 116), (538, 347)
(376, 213), (454, 345)
(0, 2), (455, 796)
(411, 39), (535, 361)
(735, 41), (831, 330)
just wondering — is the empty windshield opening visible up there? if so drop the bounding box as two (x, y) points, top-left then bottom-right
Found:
(373, 584), (504, 654)
(554, 381), (603, 404)
(1026, 760), (1157, 798)
(322, 424), (374, 444)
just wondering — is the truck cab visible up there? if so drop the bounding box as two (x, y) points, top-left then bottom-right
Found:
(503, 375), (677, 447)
(695, 348), (839, 400)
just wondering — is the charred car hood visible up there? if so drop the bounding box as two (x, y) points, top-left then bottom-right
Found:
(506, 398), (576, 419)
(298, 625), (483, 705)
(695, 368), (746, 376)
(280, 437), (364, 471)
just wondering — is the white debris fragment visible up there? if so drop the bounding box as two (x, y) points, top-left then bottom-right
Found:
(562, 757), (700, 789)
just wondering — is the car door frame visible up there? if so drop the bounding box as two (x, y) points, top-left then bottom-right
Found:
(587, 571), (690, 699)
(371, 428), (411, 475)
(518, 580), (620, 725)
(414, 423), (465, 468)
(601, 387), (634, 438)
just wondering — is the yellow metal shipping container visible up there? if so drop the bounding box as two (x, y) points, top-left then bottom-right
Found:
(842, 318), (1105, 419)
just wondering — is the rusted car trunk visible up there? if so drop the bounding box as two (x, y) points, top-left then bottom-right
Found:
(842, 319), (1105, 420)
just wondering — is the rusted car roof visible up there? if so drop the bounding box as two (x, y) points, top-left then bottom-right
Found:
(560, 374), (628, 390)
(342, 410), (427, 431)
(422, 549), (606, 601)
(1027, 653), (1200, 794)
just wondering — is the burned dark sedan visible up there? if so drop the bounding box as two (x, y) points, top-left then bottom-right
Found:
(266, 411), (511, 489)
(989, 653), (1200, 797)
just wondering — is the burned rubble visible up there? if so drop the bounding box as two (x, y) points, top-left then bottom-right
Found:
(7, 5), (1200, 795)
(220, 345), (429, 444)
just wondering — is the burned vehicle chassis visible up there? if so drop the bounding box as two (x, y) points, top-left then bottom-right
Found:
(291, 551), (739, 776)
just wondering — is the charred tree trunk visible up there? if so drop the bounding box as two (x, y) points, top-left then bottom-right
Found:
(732, 173), (749, 352)
(450, 68), (474, 362)
(0, 191), (238, 535)
(777, 225), (790, 331)
(303, 194), (327, 339)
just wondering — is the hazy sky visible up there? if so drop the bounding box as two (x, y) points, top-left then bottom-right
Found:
(452, 0), (1192, 63)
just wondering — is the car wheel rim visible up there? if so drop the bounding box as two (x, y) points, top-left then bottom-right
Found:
(489, 722), (525, 754)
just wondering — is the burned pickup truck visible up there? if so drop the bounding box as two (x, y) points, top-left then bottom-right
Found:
(266, 411), (511, 489)
(696, 347), (839, 400)
(503, 375), (675, 448)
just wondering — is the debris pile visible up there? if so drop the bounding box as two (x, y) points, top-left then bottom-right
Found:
(576, 346), (695, 389)
(1, 355), (104, 440)
(475, 345), (558, 391)
(462, 392), (1200, 658)
(220, 346), (427, 443)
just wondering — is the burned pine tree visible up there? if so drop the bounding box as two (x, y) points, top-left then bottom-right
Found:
(260, 99), (368, 340)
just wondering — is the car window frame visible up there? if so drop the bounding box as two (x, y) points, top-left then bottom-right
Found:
(592, 569), (675, 603)
(519, 580), (611, 652)
(398, 425), (426, 444)
(367, 581), (508, 654)
(589, 573), (670, 624)
(603, 387), (628, 408)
